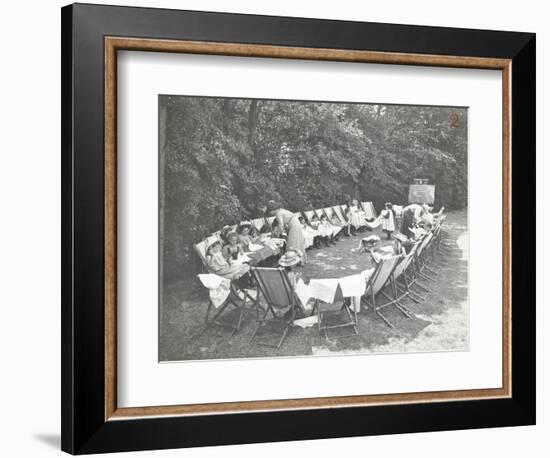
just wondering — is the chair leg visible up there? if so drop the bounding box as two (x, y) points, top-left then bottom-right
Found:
(412, 280), (431, 293)
(394, 301), (414, 318)
(425, 265), (440, 275)
(375, 309), (395, 328)
(275, 325), (290, 349)
(249, 304), (272, 343)
(419, 271), (436, 282)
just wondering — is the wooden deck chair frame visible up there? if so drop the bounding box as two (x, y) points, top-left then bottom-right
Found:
(389, 242), (425, 306)
(413, 231), (437, 283)
(193, 241), (256, 335)
(361, 254), (405, 328)
(312, 294), (358, 340)
(200, 281), (255, 336)
(424, 224), (446, 272)
(249, 267), (298, 349)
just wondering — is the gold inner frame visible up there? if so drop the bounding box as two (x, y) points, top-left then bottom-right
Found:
(104, 37), (512, 421)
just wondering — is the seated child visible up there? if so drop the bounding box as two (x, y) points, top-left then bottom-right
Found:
(206, 240), (250, 281)
(299, 216), (317, 250)
(236, 222), (257, 251)
(238, 221), (278, 265)
(222, 232), (244, 261)
(308, 215), (325, 248)
(330, 213), (346, 237)
(270, 221), (287, 250)
(318, 214), (339, 244)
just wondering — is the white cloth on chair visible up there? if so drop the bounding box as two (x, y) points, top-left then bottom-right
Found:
(338, 273), (367, 298)
(337, 274), (366, 313)
(295, 278), (313, 310)
(308, 278), (342, 303)
(198, 274), (231, 308)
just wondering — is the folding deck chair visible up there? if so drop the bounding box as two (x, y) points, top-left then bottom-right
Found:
(265, 216), (276, 228)
(311, 285), (359, 340)
(302, 209), (316, 225)
(361, 201), (377, 220)
(361, 254), (408, 328)
(249, 267), (299, 349)
(323, 207), (335, 220)
(193, 239), (256, 336)
(251, 218), (265, 232)
(332, 205), (348, 225)
(314, 208), (326, 219)
(198, 277), (257, 336)
(389, 241), (425, 306)
(413, 231), (438, 283)
(313, 208), (343, 239)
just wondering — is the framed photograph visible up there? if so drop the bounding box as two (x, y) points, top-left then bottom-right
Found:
(61, 3), (536, 454)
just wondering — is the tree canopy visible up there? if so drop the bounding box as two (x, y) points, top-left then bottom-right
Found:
(160, 96), (467, 279)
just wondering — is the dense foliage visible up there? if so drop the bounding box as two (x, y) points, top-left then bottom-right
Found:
(160, 96), (467, 279)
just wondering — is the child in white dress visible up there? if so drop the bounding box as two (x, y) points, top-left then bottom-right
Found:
(380, 202), (396, 240)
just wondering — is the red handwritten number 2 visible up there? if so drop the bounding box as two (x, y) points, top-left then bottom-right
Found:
(450, 112), (459, 128)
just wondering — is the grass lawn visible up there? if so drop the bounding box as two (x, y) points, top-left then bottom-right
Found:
(159, 209), (468, 361)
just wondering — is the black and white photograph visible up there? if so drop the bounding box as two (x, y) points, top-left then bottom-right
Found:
(159, 95), (468, 361)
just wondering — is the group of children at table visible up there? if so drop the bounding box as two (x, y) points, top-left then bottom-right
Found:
(203, 200), (438, 281)
(202, 200), (444, 321)
(204, 220), (286, 283)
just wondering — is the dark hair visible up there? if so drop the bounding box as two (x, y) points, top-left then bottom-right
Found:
(266, 200), (279, 213)
(206, 240), (221, 254)
(237, 223), (251, 234)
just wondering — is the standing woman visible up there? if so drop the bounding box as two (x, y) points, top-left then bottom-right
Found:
(400, 203), (425, 239)
(261, 200), (306, 264)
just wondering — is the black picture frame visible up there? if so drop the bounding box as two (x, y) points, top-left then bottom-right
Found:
(61, 3), (535, 454)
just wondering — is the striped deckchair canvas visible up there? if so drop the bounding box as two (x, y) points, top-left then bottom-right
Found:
(323, 207), (335, 220)
(361, 201), (377, 219)
(251, 218), (265, 231)
(314, 209), (325, 219)
(332, 206), (348, 224)
(302, 210), (316, 224)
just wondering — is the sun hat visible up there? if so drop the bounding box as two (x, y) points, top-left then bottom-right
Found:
(278, 250), (302, 267)
(205, 237), (222, 253)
